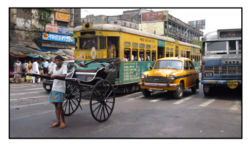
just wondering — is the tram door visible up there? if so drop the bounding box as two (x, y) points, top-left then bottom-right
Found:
(107, 37), (119, 58)
(157, 47), (164, 59)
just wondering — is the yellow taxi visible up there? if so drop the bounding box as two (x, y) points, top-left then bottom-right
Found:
(140, 57), (199, 98)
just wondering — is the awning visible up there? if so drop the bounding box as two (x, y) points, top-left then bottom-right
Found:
(10, 41), (41, 57)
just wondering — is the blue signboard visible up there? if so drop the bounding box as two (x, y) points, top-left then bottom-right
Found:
(42, 32), (75, 43)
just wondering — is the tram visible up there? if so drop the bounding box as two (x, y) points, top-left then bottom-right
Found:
(73, 23), (202, 93)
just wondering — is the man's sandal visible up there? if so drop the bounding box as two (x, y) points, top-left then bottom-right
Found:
(50, 122), (60, 128)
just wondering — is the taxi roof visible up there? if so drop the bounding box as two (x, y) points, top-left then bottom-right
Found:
(157, 57), (191, 62)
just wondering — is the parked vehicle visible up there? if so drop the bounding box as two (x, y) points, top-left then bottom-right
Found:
(140, 57), (199, 98)
(202, 29), (242, 96)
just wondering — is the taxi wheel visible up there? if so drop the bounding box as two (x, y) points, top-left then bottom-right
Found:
(142, 89), (151, 98)
(173, 82), (184, 99)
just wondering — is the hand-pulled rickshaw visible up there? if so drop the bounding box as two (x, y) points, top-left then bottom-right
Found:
(27, 58), (120, 122)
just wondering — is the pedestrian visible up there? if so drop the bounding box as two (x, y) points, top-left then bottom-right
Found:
(26, 60), (33, 83)
(22, 60), (28, 82)
(32, 59), (40, 83)
(48, 55), (67, 129)
(14, 59), (22, 83)
(42, 59), (49, 75)
(48, 57), (55, 74)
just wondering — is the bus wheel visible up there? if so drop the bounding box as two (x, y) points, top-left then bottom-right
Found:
(142, 89), (151, 98)
(203, 84), (211, 96)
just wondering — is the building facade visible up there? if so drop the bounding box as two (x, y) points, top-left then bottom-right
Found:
(10, 8), (81, 56)
(81, 9), (203, 44)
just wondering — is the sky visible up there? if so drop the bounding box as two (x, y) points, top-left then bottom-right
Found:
(81, 8), (242, 35)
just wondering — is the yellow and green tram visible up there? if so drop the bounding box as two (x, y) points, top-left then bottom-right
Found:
(73, 23), (201, 93)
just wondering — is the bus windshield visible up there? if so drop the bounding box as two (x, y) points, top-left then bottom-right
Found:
(80, 37), (97, 50)
(207, 41), (227, 51)
(154, 60), (183, 70)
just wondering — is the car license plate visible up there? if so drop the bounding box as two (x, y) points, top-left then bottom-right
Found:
(149, 88), (164, 91)
(46, 85), (51, 90)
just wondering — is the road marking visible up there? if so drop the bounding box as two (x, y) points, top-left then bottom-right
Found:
(10, 101), (49, 109)
(230, 101), (241, 111)
(199, 99), (216, 107)
(21, 87), (44, 91)
(10, 109), (54, 121)
(150, 99), (162, 103)
(122, 92), (142, 98)
(135, 95), (143, 99)
(10, 91), (43, 96)
(10, 95), (48, 101)
(128, 98), (135, 101)
(173, 97), (192, 105)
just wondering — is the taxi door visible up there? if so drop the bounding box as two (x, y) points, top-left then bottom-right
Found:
(183, 61), (192, 88)
(188, 61), (197, 87)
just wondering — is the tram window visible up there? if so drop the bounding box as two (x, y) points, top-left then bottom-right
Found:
(99, 37), (106, 49)
(124, 50), (130, 61)
(146, 51), (150, 61)
(166, 47), (170, 57)
(80, 37), (97, 50)
(170, 48), (173, 57)
(175, 48), (179, 57)
(140, 43), (145, 49)
(132, 51), (138, 61)
(139, 51), (144, 61)
(152, 52), (156, 61)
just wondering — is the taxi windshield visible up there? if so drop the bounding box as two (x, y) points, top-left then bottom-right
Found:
(154, 60), (183, 70)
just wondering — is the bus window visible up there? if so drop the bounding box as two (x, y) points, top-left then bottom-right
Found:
(238, 40), (242, 54)
(229, 40), (236, 54)
(124, 49), (130, 61)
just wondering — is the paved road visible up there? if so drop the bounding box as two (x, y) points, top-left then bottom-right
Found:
(9, 83), (242, 138)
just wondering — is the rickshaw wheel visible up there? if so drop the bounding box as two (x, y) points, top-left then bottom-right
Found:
(63, 82), (81, 116)
(90, 79), (115, 122)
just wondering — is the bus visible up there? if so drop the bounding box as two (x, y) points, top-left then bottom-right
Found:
(73, 23), (202, 93)
(202, 28), (242, 96)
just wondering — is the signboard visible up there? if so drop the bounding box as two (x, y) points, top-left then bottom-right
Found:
(158, 40), (165, 47)
(139, 22), (164, 35)
(188, 19), (206, 29)
(54, 9), (70, 13)
(55, 12), (70, 22)
(45, 24), (58, 33)
(58, 26), (70, 34)
(142, 11), (168, 22)
(42, 33), (75, 43)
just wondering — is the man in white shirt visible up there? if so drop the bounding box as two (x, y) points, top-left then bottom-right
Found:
(32, 59), (40, 83)
(48, 57), (55, 74)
